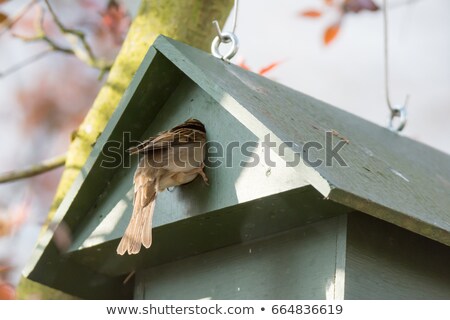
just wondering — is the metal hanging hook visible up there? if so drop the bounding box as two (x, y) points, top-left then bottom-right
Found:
(383, 0), (409, 132)
(211, 0), (239, 62)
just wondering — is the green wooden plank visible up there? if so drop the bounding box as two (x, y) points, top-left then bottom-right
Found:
(153, 36), (450, 246)
(344, 213), (450, 299)
(333, 214), (347, 299)
(136, 216), (344, 300)
(25, 240), (133, 299)
(71, 186), (350, 277)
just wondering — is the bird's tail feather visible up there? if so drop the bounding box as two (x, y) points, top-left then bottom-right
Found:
(141, 200), (155, 249)
(116, 182), (156, 255)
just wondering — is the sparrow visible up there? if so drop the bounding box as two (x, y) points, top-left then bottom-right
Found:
(116, 118), (208, 255)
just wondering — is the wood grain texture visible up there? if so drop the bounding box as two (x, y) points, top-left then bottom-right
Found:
(344, 213), (450, 299)
(136, 216), (343, 300)
(154, 36), (450, 246)
(333, 214), (347, 300)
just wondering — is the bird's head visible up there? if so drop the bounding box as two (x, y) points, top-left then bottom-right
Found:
(177, 118), (206, 133)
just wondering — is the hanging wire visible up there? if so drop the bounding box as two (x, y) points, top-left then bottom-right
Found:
(213, 0), (238, 38)
(211, 0), (239, 61)
(383, 0), (409, 132)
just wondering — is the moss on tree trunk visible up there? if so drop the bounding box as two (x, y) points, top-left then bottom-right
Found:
(18, 0), (233, 299)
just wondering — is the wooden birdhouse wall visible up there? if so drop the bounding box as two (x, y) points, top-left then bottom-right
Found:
(135, 215), (347, 300)
(343, 214), (450, 299)
(135, 213), (450, 299)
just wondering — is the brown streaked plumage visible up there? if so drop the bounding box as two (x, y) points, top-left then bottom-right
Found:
(116, 118), (208, 255)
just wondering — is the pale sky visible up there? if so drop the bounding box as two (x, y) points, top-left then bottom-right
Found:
(227, 0), (450, 154)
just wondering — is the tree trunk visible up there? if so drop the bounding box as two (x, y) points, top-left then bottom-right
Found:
(18, 0), (233, 299)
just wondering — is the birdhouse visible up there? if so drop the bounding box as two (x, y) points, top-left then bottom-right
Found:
(25, 36), (450, 299)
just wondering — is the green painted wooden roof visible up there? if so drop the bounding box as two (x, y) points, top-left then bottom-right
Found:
(24, 36), (450, 298)
(154, 37), (450, 245)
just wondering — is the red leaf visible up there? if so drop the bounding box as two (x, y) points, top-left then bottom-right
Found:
(259, 61), (282, 75)
(0, 12), (8, 24)
(299, 10), (322, 18)
(323, 24), (340, 45)
(238, 60), (251, 71)
(99, 1), (130, 44)
(0, 283), (15, 300)
(101, 2), (127, 28)
(237, 59), (281, 76)
(324, 0), (334, 6)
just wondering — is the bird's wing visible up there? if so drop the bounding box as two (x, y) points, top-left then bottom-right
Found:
(128, 127), (205, 155)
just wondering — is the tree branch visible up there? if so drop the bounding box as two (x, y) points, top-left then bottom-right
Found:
(44, 0), (112, 72)
(4, 1), (112, 77)
(11, 6), (74, 55)
(0, 5), (75, 79)
(0, 154), (66, 184)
